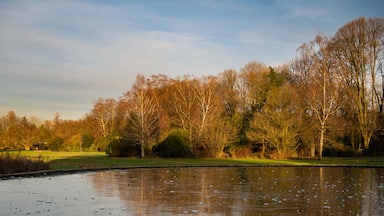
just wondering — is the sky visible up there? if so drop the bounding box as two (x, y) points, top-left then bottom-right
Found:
(0, 0), (383, 120)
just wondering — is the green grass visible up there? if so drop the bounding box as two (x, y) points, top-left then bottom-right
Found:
(2, 151), (384, 174)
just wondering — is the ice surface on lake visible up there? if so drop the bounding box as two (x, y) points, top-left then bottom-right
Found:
(0, 167), (383, 215)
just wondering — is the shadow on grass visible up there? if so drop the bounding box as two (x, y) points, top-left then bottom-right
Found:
(50, 154), (384, 172)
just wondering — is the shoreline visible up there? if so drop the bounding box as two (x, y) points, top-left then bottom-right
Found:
(2, 163), (384, 180)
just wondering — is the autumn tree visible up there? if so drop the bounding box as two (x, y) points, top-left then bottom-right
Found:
(0, 111), (40, 150)
(247, 84), (302, 159)
(18, 116), (37, 150)
(0, 111), (19, 149)
(199, 117), (237, 157)
(35, 120), (53, 149)
(331, 17), (384, 149)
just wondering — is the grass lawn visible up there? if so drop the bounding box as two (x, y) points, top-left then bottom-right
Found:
(3, 151), (384, 172)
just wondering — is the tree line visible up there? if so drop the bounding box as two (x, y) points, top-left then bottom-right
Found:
(1, 17), (383, 159)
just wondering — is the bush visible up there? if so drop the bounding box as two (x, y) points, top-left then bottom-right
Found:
(234, 146), (254, 158)
(106, 138), (140, 157)
(153, 129), (192, 158)
(0, 153), (50, 174)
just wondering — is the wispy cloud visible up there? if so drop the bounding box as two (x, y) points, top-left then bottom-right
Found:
(0, 0), (382, 119)
(0, 0), (249, 119)
(288, 5), (328, 19)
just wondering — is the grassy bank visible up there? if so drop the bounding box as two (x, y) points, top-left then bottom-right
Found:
(3, 151), (384, 173)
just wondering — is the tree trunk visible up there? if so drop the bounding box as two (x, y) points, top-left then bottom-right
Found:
(140, 134), (145, 158)
(310, 143), (316, 158)
(318, 125), (325, 160)
(261, 142), (265, 159)
(140, 144), (145, 158)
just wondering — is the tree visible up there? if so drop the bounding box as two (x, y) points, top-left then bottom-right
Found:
(199, 117), (237, 158)
(89, 98), (118, 151)
(18, 116), (37, 150)
(331, 17), (384, 149)
(247, 85), (301, 159)
(235, 62), (271, 147)
(238, 61), (270, 112)
(147, 74), (173, 137)
(124, 74), (160, 158)
(3, 111), (19, 149)
(293, 35), (342, 159)
(219, 69), (240, 117)
(194, 76), (236, 157)
(91, 98), (118, 139)
(217, 69), (243, 152)
(35, 121), (52, 149)
(290, 42), (318, 157)
(194, 77), (219, 139)
(0, 112), (39, 150)
(167, 76), (199, 149)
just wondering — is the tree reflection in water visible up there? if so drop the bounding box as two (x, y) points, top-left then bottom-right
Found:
(89, 167), (384, 215)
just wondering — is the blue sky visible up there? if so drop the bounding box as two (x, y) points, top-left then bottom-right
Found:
(0, 0), (383, 120)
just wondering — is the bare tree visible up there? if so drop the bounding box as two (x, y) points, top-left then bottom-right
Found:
(294, 35), (342, 159)
(331, 17), (384, 149)
(91, 98), (117, 139)
(166, 75), (236, 157)
(290, 40), (317, 157)
(218, 69), (239, 117)
(194, 77), (219, 138)
(124, 74), (160, 158)
(238, 61), (270, 112)
(194, 76), (236, 157)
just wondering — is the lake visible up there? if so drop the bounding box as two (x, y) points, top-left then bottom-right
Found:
(1, 167), (383, 215)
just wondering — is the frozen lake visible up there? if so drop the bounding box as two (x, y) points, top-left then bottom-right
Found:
(1, 167), (384, 215)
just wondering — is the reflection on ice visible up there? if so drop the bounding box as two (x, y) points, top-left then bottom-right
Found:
(0, 167), (383, 215)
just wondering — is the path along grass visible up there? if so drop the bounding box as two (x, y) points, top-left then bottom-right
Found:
(3, 151), (384, 173)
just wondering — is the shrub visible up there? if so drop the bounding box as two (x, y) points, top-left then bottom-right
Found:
(233, 146), (253, 158)
(153, 129), (192, 158)
(106, 138), (140, 157)
(0, 153), (50, 174)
